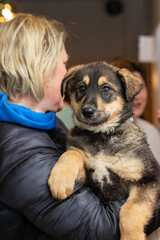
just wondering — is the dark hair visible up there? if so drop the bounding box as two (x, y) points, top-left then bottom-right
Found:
(109, 57), (147, 85)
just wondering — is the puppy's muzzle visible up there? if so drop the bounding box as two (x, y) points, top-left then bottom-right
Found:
(82, 107), (95, 118)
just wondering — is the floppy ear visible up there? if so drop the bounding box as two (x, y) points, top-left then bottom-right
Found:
(117, 68), (143, 102)
(61, 64), (84, 96)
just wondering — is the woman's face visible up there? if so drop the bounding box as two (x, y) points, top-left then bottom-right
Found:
(133, 71), (148, 119)
(42, 45), (68, 113)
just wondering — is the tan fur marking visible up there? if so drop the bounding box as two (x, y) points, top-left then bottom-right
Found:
(107, 97), (124, 122)
(98, 76), (107, 86)
(96, 96), (105, 112)
(107, 155), (143, 181)
(48, 149), (85, 200)
(85, 152), (144, 181)
(119, 186), (158, 240)
(97, 96), (124, 123)
(70, 94), (83, 117)
(83, 75), (90, 85)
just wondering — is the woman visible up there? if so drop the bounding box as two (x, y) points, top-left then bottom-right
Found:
(0, 14), (159, 240)
(110, 58), (160, 162)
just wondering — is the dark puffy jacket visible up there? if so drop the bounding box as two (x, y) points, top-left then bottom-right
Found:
(0, 119), (159, 240)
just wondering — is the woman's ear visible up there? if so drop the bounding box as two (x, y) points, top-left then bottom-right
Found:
(61, 64), (84, 96)
(117, 68), (143, 102)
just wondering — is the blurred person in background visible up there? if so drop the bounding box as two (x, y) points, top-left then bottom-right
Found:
(110, 57), (160, 162)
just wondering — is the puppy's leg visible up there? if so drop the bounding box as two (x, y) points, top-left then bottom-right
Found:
(119, 186), (158, 240)
(48, 149), (85, 200)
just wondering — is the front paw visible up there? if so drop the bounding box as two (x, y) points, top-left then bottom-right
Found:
(48, 163), (76, 200)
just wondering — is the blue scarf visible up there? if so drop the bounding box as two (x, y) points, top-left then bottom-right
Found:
(0, 92), (56, 130)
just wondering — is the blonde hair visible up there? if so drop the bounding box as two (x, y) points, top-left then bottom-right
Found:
(0, 13), (67, 101)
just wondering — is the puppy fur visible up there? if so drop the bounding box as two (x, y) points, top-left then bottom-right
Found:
(48, 61), (160, 240)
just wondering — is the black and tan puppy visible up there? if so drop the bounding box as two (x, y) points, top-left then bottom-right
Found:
(48, 61), (160, 240)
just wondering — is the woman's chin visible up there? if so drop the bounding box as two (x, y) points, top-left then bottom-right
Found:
(134, 109), (144, 119)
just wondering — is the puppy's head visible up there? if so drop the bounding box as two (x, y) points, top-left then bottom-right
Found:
(62, 61), (142, 133)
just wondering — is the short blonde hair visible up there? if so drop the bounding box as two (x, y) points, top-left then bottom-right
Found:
(0, 13), (67, 101)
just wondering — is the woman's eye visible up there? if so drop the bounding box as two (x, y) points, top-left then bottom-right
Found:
(78, 83), (86, 93)
(101, 85), (111, 94)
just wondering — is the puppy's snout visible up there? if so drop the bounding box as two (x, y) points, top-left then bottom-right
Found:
(82, 107), (95, 118)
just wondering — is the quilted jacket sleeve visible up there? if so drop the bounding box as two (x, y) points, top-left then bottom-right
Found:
(0, 122), (159, 240)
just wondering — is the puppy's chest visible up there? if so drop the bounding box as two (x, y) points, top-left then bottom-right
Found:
(82, 150), (130, 201)
(68, 129), (143, 201)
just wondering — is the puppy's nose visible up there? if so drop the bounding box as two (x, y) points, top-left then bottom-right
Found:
(82, 107), (95, 118)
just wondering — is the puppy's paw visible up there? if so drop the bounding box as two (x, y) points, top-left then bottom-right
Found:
(48, 149), (84, 200)
(48, 163), (76, 200)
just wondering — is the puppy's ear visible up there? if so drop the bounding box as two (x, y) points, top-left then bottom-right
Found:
(117, 68), (143, 102)
(61, 64), (84, 96)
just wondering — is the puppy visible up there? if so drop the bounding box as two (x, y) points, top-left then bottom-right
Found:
(48, 61), (160, 240)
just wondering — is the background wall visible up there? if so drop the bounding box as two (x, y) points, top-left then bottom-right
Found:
(12, 0), (154, 65)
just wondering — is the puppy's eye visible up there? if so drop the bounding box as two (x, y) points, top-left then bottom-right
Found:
(78, 83), (86, 93)
(101, 85), (111, 94)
